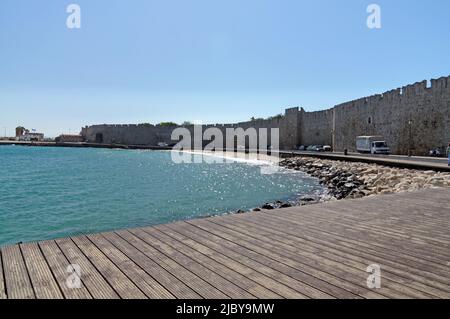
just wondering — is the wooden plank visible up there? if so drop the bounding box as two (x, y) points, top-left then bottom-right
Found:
(146, 226), (281, 299)
(407, 188), (450, 203)
(71, 235), (147, 299)
(0, 249), (7, 299)
(267, 207), (450, 273)
(253, 220), (448, 298)
(211, 215), (450, 299)
(1, 245), (35, 299)
(366, 215), (450, 235)
(156, 224), (285, 299)
(337, 209), (450, 246)
(171, 218), (349, 299)
(251, 209), (450, 275)
(130, 227), (255, 299)
(261, 206), (450, 266)
(20, 242), (64, 299)
(338, 194), (450, 221)
(202, 215), (435, 299)
(86, 233), (174, 299)
(116, 229), (229, 299)
(320, 219), (450, 257)
(163, 223), (333, 299)
(311, 191), (450, 228)
(231, 214), (450, 297)
(305, 202), (450, 248)
(252, 211), (450, 289)
(38, 240), (92, 299)
(184, 219), (396, 298)
(309, 202), (450, 232)
(142, 226), (332, 298)
(101, 231), (201, 299)
(55, 238), (119, 299)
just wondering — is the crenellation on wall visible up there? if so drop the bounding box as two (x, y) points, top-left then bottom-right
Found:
(431, 77), (448, 91)
(333, 76), (450, 154)
(81, 75), (450, 155)
(383, 89), (401, 102)
(401, 81), (426, 98)
(367, 94), (383, 104)
(417, 80), (428, 93)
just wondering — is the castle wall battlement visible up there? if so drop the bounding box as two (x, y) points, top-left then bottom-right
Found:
(81, 75), (450, 155)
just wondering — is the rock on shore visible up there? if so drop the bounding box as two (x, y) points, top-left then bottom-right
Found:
(279, 157), (450, 200)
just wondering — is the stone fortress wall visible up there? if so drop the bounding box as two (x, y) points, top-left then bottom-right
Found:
(81, 75), (450, 155)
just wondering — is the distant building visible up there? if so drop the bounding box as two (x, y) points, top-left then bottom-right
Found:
(15, 126), (44, 142)
(20, 132), (44, 142)
(55, 134), (84, 143)
(15, 126), (27, 137)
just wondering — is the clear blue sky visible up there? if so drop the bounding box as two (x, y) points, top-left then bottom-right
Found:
(1, 0), (450, 137)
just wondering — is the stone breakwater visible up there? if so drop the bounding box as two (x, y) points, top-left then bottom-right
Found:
(279, 157), (450, 201)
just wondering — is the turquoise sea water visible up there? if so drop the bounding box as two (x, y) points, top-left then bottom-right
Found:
(0, 146), (324, 245)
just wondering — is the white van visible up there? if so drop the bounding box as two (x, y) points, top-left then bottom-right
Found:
(356, 136), (391, 154)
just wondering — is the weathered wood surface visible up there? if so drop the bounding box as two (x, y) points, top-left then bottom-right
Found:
(1, 188), (449, 299)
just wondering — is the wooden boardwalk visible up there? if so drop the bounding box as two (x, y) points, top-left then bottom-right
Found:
(1, 188), (450, 299)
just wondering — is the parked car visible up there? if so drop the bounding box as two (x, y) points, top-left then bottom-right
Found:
(429, 148), (448, 158)
(429, 149), (442, 157)
(315, 145), (325, 152)
(323, 145), (332, 152)
(307, 145), (324, 152)
(298, 145), (306, 151)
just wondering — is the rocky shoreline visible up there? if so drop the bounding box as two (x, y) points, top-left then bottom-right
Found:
(246, 156), (450, 212)
(280, 157), (450, 199)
